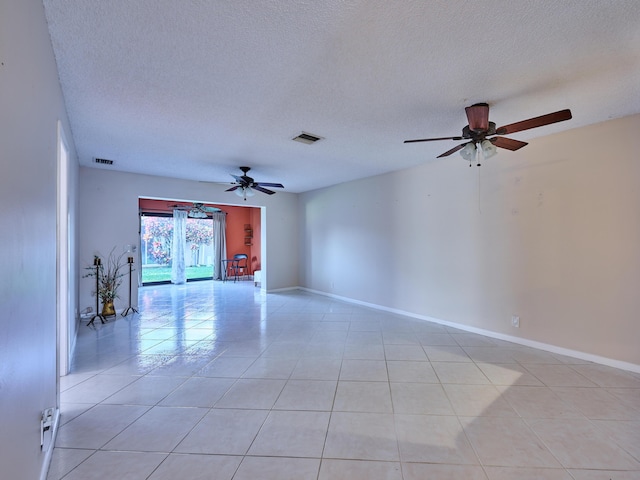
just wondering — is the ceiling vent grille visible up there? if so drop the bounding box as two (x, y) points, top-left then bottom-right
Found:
(94, 158), (114, 165)
(292, 132), (323, 144)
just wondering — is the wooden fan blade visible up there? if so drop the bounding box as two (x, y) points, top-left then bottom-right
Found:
(465, 103), (489, 132)
(252, 185), (276, 195)
(496, 109), (572, 135)
(254, 182), (284, 188)
(490, 137), (528, 151)
(404, 136), (463, 143)
(437, 143), (467, 158)
(230, 174), (244, 183)
(225, 186), (240, 192)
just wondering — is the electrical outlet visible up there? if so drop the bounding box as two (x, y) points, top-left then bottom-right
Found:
(41, 408), (54, 450)
(511, 315), (520, 328)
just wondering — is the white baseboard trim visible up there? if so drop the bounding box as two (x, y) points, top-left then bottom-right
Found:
(267, 286), (300, 293)
(40, 407), (60, 480)
(299, 287), (640, 374)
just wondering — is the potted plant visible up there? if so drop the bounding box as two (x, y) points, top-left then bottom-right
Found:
(85, 248), (127, 317)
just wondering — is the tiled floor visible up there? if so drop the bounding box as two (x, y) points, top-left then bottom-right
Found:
(49, 281), (640, 479)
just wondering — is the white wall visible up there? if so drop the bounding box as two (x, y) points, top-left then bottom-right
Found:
(0, 0), (79, 478)
(300, 114), (640, 367)
(78, 168), (299, 311)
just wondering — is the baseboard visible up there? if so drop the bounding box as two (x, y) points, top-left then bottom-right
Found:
(266, 286), (300, 293)
(39, 407), (60, 480)
(299, 287), (640, 374)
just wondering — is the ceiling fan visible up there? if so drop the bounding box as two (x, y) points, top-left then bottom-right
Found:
(226, 166), (284, 200)
(404, 103), (572, 165)
(171, 202), (221, 218)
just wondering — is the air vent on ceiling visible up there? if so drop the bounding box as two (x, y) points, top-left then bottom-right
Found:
(94, 158), (114, 165)
(292, 132), (323, 144)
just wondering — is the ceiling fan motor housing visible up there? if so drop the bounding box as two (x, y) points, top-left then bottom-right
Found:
(465, 103), (490, 132)
(462, 122), (496, 141)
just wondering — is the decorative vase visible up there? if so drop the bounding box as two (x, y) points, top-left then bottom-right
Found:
(102, 300), (116, 317)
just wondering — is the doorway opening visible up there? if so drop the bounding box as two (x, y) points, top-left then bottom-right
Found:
(139, 198), (262, 287)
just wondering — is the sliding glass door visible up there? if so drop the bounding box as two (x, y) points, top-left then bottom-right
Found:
(140, 213), (214, 284)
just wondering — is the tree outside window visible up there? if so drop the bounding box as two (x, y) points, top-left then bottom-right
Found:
(140, 215), (214, 283)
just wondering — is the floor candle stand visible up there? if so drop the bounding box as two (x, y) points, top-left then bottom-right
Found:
(87, 257), (106, 326)
(121, 256), (138, 317)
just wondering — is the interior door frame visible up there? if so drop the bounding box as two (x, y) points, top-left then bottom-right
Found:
(56, 120), (71, 379)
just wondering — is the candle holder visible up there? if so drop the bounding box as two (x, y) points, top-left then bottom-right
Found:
(87, 257), (106, 326)
(121, 255), (138, 317)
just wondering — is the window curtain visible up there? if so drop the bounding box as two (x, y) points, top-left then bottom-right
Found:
(211, 211), (227, 280)
(171, 209), (187, 284)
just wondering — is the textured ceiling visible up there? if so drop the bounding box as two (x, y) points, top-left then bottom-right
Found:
(43, 0), (640, 193)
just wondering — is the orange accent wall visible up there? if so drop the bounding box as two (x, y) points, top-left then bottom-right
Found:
(138, 198), (261, 272)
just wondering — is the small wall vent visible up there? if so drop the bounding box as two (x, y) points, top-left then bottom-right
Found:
(292, 132), (323, 144)
(94, 158), (114, 165)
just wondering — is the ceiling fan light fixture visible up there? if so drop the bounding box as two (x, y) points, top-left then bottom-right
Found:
(188, 209), (207, 218)
(481, 140), (497, 159)
(460, 142), (476, 161)
(235, 186), (255, 200)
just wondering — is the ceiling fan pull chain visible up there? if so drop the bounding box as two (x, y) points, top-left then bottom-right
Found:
(478, 162), (482, 215)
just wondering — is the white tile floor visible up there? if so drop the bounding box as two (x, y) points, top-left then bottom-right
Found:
(48, 281), (640, 479)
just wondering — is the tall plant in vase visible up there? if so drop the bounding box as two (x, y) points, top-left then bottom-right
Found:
(84, 248), (127, 317)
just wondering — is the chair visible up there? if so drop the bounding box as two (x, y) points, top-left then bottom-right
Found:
(230, 253), (249, 281)
(221, 258), (235, 282)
